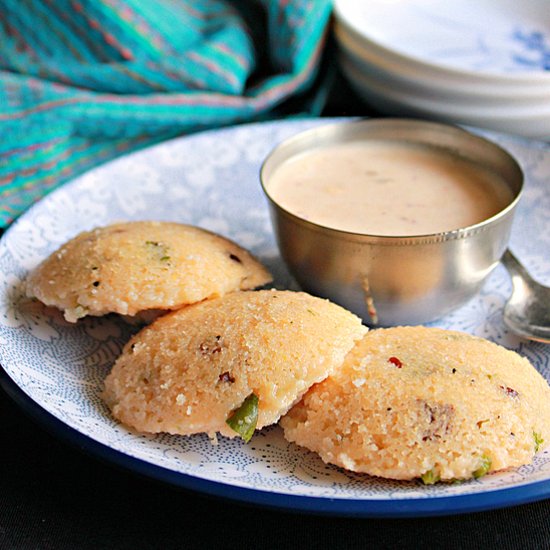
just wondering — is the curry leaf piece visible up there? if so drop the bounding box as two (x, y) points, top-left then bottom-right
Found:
(226, 393), (259, 443)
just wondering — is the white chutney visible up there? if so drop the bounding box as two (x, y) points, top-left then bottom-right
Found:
(266, 140), (513, 236)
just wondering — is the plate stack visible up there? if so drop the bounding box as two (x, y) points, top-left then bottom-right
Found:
(333, 0), (550, 140)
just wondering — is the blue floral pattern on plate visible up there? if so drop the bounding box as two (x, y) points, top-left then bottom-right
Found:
(335, 0), (550, 75)
(512, 28), (550, 71)
(1, 119), (550, 515)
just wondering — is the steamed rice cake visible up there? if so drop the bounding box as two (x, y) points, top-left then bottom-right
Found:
(25, 221), (272, 322)
(103, 290), (367, 439)
(281, 326), (550, 482)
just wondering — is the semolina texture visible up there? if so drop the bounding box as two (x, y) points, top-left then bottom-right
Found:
(281, 326), (550, 482)
(26, 221), (272, 322)
(103, 290), (367, 439)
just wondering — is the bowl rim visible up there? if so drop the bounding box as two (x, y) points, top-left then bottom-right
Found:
(259, 118), (524, 244)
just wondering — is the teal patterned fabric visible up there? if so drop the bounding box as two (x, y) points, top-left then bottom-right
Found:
(0, 0), (332, 227)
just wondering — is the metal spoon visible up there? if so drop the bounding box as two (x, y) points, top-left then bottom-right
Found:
(501, 249), (550, 343)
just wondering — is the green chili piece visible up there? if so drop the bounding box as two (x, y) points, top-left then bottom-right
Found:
(473, 455), (492, 479)
(226, 393), (259, 442)
(420, 469), (440, 485)
(534, 431), (544, 453)
(146, 241), (171, 264)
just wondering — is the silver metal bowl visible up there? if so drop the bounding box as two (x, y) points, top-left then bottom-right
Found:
(260, 119), (523, 326)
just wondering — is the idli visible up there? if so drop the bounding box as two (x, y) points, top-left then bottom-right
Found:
(281, 326), (550, 483)
(103, 290), (367, 440)
(26, 221), (272, 322)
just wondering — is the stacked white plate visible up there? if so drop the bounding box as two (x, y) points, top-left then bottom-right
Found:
(333, 0), (550, 140)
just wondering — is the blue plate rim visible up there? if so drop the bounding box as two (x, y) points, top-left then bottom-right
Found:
(2, 365), (549, 518)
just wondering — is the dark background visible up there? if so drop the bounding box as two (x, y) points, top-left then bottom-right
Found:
(2, 66), (550, 550)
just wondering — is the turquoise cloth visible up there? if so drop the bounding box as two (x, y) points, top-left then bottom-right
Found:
(0, 0), (332, 227)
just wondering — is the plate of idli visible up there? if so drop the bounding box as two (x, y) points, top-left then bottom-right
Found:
(1, 119), (550, 517)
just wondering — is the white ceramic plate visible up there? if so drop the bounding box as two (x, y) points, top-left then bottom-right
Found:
(1, 119), (550, 517)
(339, 55), (550, 140)
(334, 0), (550, 82)
(335, 20), (550, 100)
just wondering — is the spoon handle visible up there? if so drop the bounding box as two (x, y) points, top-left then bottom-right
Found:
(501, 249), (532, 281)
